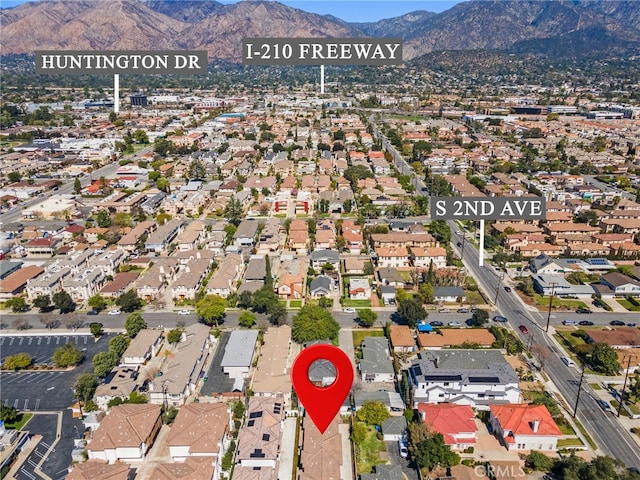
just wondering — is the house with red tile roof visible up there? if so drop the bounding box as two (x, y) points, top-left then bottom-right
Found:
(489, 404), (561, 451)
(417, 403), (478, 450)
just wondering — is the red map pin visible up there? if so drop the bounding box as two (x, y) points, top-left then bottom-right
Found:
(291, 344), (354, 434)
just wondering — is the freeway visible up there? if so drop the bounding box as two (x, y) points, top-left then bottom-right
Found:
(450, 223), (640, 469)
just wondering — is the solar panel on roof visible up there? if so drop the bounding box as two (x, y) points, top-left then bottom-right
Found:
(249, 411), (263, 419)
(468, 376), (500, 383)
(590, 258), (607, 265)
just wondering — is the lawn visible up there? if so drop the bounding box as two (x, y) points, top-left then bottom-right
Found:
(354, 423), (387, 475)
(4, 412), (33, 431)
(342, 299), (372, 307)
(589, 383), (602, 390)
(289, 300), (303, 308)
(353, 329), (384, 348)
(557, 438), (584, 448)
(616, 299), (640, 312)
(464, 290), (486, 306)
(534, 294), (588, 310)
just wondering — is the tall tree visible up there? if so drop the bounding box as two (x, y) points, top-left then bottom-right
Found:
(52, 290), (75, 313)
(74, 373), (98, 402)
(125, 312), (147, 338)
(397, 298), (427, 328)
(292, 305), (340, 343)
(223, 196), (244, 226)
(73, 177), (82, 194)
(196, 294), (227, 327)
(116, 289), (142, 312)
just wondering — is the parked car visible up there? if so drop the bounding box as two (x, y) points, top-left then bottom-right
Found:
(519, 325), (529, 334)
(562, 320), (578, 326)
(561, 356), (576, 367)
(398, 439), (409, 458)
(493, 315), (508, 323)
(86, 309), (99, 316)
(628, 323), (637, 327)
(504, 286), (512, 293)
(343, 308), (356, 314)
(429, 321), (444, 327)
(576, 307), (592, 314)
(610, 320), (625, 326)
(578, 320), (594, 326)
(438, 308), (451, 313)
(456, 308), (470, 314)
(108, 309), (121, 316)
(178, 309), (193, 315)
(448, 321), (462, 327)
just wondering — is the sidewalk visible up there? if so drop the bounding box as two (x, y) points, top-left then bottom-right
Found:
(6, 434), (42, 480)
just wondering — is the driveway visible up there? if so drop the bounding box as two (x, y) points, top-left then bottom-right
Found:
(385, 441), (419, 480)
(200, 331), (235, 396)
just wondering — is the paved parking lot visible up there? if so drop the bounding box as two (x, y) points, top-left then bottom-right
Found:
(1, 334), (113, 480)
(0, 334), (93, 365)
(200, 332), (235, 396)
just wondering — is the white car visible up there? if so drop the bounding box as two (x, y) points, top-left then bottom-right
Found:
(448, 321), (462, 327)
(438, 308), (451, 313)
(107, 309), (121, 315)
(178, 309), (193, 315)
(343, 308), (356, 314)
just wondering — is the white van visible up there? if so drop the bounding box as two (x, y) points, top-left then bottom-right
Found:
(561, 356), (576, 367)
(398, 439), (408, 458)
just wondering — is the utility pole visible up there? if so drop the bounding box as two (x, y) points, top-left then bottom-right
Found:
(573, 365), (586, 418)
(618, 356), (633, 418)
(545, 282), (557, 333)
(494, 268), (506, 305)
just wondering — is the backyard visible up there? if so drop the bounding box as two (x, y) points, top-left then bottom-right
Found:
(354, 423), (387, 475)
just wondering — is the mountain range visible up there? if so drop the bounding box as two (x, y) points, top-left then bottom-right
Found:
(1, 0), (639, 63)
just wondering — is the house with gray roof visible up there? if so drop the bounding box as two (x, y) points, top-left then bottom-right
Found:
(381, 416), (408, 441)
(309, 275), (332, 298)
(360, 464), (403, 480)
(433, 286), (466, 303)
(532, 274), (596, 297)
(149, 323), (211, 407)
(408, 350), (521, 409)
(220, 330), (259, 379)
(233, 220), (259, 247)
(354, 390), (404, 413)
(310, 249), (340, 271)
(359, 337), (395, 383)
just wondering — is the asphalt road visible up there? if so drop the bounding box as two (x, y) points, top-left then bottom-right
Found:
(450, 223), (640, 469)
(0, 162), (119, 226)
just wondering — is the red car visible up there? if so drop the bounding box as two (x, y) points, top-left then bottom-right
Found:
(519, 324), (529, 334)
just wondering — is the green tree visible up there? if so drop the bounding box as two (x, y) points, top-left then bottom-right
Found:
(8, 171), (21, 183)
(268, 303), (288, 326)
(356, 401), (390, 426)
(187, 159), (206, 180)
(233, 401), (246, 420)
(591, 343), (621, 375)
(344, 165), (374, 187)
(343, 198), (353, 213)
(162, 406), (179, 424)
(87, 294), (107, 312)
(350, 421), (367, 444)
(292, 304), (340, 343)
(252, 285), (278, 314)
(73, 177), (82, 194)
(93, 351), (119, 378)
(53, 343), (83, 368)
(116, 289), (143, 313)
(3, 353), (33, 371)
(470, 309), (489, 326)
(237, 290), (253, 310)
(0, 405), (19, 424)
(33, 294), (52, 312)
(417, 283), (435, 304)
(196, 294), (227, 327)
(357, 308), (378, 328)
(109, 335), (130, 357)
(526, 451), (554, 471)
(409, 421), (460, 472)
(223, 196), (244, 226)
(6, 296), (28, 312)
(127, 391), (148, 404)
(74, 373), (99, 402)
(167, 328), (183, 344)
(397, 297), (427, 329)
(95, 209), (111, 228)
(90, 322), (104, 338)
(52, 290), (75, 313)
(133, 129), (149, 144)
(125, 312), (147, 338)
(239, 310), (257, 328)
(428, 220), (451, 244)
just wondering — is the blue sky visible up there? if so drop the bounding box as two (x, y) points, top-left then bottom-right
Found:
(1, 0), (464, 22)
